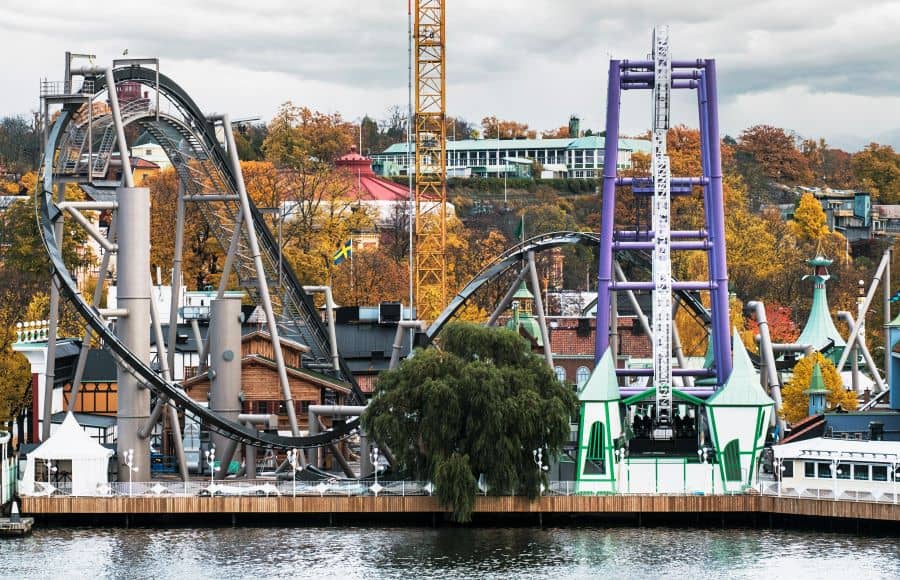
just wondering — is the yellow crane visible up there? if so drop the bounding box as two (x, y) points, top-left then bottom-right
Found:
(413, 0), (447, 321)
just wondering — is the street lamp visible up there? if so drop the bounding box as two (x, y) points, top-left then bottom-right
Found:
(831, 454), (840, 501)
(371, 445), (381, 489)
(615, 447), (629, 493)
(773, 456), (783, 496)
(44, 457), (57, 488)
(204, 447), (218, 490)
(532, 447), (549, 495)
(286, 449), (299, 497)
(124, 448), (138, 496)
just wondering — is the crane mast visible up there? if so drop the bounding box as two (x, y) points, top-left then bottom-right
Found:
(413, 0), (448, 321)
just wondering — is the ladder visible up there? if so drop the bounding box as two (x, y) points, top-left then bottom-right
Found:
(651, 25), (674, 430)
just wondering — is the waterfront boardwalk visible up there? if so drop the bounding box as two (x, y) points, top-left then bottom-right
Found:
(20, 494), (899, 523)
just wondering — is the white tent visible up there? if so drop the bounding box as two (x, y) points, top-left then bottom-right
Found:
(19, 412), (113, 496)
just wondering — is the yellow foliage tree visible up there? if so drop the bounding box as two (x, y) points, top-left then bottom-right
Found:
(780, 352), (858, 423)
(789, 192), (829, 242)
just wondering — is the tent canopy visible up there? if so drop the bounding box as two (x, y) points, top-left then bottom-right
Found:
(30, 412), (112, 461)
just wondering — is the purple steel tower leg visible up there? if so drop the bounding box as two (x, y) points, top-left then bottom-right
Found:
(701, 60), (732, 383)
(594, 55), (732, 388)
(595, 60), (621, 360)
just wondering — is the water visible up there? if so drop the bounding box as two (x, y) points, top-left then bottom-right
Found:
(2, 526), (898, 579)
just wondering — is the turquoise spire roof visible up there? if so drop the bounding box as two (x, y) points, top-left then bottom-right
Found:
(803, 362), (829, 395)
(578, 347), (620, 402)
(797, 255), (846, 350)
(707, 329), (774, 407)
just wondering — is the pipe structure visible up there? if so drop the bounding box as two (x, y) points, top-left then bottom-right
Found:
(611, 281), (717, 291)
(702, 60), (732, 385)
(116, 186), (151, 480)
(527, 251), (554, 367)
(615, 229), (707, 239)
(747, 301), (787, 436)
(616, 177), (708, 187)
(389, 320), (427, 370)
(217, 114), (300, 437)
(885, 248), (892, 391)
(167, 179), (186, 376)
(837, 311), (887, 393)
(42, 184), (64, 441)
(307, 405), (367, 467)
(595, 59), (621, 360)
(486, 266), (530, 326)
(621, 388), (715, 397)
(771, 343), (815, 354)
(613, 241), (709, 251)
(210, 298), (243, 479)
(302, 286), (340, 372)
(68, 216), (118, 412)
(836, 252), (890, 373)
(618, 368), (715, 377)
(147, 276), (188, 480)
(620, 59), (706, 70)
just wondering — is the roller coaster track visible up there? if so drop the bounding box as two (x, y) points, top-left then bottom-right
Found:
(425, 231), (711, 342)
(38, 66), (362, 450)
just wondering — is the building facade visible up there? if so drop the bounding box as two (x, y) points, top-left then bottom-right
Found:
(372, 136), (651, 180)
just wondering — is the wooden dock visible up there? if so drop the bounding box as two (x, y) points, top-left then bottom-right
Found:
(19, 494), (899, 523)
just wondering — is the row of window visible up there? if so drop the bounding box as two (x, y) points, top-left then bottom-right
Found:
(555, 365), (591, 387)
(793, 461), (897, 482)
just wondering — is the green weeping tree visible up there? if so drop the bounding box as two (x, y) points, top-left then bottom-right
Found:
(362, 322), (577, 522)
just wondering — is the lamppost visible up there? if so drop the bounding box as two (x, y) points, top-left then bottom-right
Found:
(532, 447), (549, 495)
(204, 447), (217, 490)
(124, 448), (138, 496)
(615, 447), (629, 493)
(286, 449), (299, 497)
(371, 445), (381, 489)
(698, 447), (712, 493)
(773, 456), (783, 496)
(44, 457), (57, 489)
(831, 454), (840, 501)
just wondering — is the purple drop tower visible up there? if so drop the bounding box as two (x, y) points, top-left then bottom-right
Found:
(594, 57), (732, 392)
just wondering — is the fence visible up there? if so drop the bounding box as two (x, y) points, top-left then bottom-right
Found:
(1, 458), (15, 505)
(757, 480), (899, 504)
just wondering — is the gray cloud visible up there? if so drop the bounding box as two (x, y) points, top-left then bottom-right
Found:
(1, 0), (899, 148)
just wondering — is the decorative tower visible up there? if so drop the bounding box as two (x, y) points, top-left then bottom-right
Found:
(575, 347), (623, 494)
(796, 255), (846, 361)
(706, 329), (774, 492)
(804, 362), (829, 416)
(505, 282), (543, 347)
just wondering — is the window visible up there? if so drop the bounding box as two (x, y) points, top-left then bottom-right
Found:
(554, 366), (567, 384)
(256, 401), (268, 414)
(804, 462), (816, 477)
(583, 421), (606, 475)
(722, 439), (742, 482)
(853, 464), (869, 481)
(872, 465), (888, 482)
(782, 461), (794, 478)
(836, 463), (851, 480)
(817, 462), (832, 479)
(576, 366), (591, 388)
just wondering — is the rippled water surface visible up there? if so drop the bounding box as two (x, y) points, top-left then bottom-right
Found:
(2, 525), (898, 579)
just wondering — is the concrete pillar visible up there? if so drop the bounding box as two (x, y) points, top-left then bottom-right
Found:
(116, 187), (151, 481)
(209, 297), (243, 477)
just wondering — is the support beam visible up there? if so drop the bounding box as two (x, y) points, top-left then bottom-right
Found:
(486, 266), (530, 327)
(838, 311), (887, 393)
(389, 320), (428, 370)
(209, 298), (244, 474)
(747, 301), (787, 436)
(303, 286), (340, 372)
(836, 252), (890, 373)
(527, 251), (554, 368)
(217, 115), (300, 436)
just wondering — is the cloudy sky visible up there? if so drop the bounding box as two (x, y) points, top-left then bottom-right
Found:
(2, 0), (900, 150)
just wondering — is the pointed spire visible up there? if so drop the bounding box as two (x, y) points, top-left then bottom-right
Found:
(797, 253), (845, 350)
(707, 328), (774, 407)
(804, 362), (829, 395)
(578, 347), (620, 401)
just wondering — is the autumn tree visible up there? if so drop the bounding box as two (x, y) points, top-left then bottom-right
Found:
(362, 322), (577, 522)
(481, 116), (536, 140)
(780, 352), (857, 423)
(851, 143), (900, 203)
(541, 126), (570, 139)
(789, 192), (829, 242)
(736, 125), (812, 184)
(263, 102), (354, 169)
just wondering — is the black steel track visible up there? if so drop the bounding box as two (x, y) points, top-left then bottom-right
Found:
(38, 67), (360, 450)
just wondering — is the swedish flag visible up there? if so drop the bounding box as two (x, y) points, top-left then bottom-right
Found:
(333, 239), (352, 266)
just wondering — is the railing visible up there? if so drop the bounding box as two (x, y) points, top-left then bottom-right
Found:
(757, 480), (899, 504)
(25, 479), (756, 499)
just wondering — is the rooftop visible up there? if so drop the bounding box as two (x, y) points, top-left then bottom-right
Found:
(380, 136), (651, 155)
